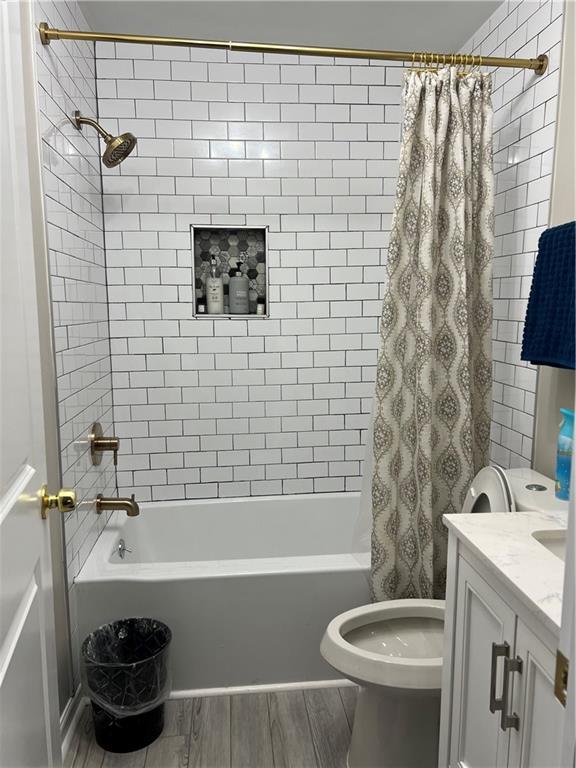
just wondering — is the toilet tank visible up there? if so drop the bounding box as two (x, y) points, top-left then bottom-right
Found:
(505, 467), (569, 513)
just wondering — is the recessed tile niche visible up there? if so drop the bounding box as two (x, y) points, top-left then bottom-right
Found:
(191, 226), (268, 318)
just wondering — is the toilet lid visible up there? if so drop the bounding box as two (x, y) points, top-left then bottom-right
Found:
(462, 466), (515, 514)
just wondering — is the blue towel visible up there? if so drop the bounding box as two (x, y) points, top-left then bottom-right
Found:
(521, 221), (575, 369)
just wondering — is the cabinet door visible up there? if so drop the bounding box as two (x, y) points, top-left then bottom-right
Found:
(449, 558), (517, 768)
(508, 619), (564, 768)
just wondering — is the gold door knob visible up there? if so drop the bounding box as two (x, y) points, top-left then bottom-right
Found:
(40, 485), (76, 519)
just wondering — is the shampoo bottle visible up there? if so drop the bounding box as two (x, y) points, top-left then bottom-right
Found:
(206, 258), (224, 315)
(555, 408), (574, 501)
(229, 261), (249, 314)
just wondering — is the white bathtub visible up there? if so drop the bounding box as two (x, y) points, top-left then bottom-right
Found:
(76, 492), (370, 694)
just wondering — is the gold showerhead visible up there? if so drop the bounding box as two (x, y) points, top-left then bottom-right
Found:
(73, 111), (137, 168)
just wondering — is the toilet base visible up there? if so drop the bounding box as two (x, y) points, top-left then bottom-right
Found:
(348, 684), (440, 768)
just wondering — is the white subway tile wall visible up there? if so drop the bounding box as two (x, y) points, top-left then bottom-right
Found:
(97, 0), (564, 498)
(96, 44), (404, 500)
(460, 0), (563, 468)
(35, 0), (115, 681)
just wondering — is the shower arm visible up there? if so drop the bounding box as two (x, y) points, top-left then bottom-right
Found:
(74, 112), (113, 142)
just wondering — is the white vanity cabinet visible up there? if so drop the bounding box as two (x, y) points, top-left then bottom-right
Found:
(439, 541), (564, 768)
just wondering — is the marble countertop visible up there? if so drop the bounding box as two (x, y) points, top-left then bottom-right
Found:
(444, 508), (568, 637)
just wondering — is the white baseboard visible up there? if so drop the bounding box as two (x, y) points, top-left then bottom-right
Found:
(60, 686), (86, 765)
(169, 678), (356, 699)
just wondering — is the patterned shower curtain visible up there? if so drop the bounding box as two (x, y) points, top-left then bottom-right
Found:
(371, 68), (494, 601)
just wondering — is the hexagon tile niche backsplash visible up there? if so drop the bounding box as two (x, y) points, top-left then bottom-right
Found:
(192, 226), (267, 316)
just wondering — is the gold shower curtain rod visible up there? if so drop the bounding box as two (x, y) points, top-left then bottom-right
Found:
(38, 23), (549, 75)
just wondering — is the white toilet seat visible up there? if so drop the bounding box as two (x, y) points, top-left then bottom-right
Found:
(461, 466), (515, 514)
(320, 599), (445, 690)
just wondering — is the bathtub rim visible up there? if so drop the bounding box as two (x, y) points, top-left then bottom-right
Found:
(130, 490), (360, 513)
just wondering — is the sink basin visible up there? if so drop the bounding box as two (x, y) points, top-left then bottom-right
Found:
(532, 530), (567, 562)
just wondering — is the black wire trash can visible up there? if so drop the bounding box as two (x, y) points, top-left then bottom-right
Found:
(81, 618), (172, 753)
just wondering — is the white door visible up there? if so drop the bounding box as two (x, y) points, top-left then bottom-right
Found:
(0, 2), (62, 766)
(449, 558), (517, 768)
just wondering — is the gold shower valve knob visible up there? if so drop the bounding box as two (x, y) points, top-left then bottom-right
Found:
(40, 485), (76, 519)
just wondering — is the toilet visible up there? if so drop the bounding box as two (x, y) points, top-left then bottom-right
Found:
(321, 599), (444, 768)
(320, 466), (560, 768)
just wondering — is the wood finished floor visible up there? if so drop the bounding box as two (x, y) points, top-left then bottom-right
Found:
(66, 687), (357, 768)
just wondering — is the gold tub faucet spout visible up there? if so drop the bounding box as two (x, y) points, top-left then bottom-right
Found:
(96, 494), (140, 517)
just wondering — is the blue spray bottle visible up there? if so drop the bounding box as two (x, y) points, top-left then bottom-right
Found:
(555, 408), (574, 501)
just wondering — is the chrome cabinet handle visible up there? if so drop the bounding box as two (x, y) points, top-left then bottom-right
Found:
(489, 642), (510, 713)
(500, 655), (523, 731)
